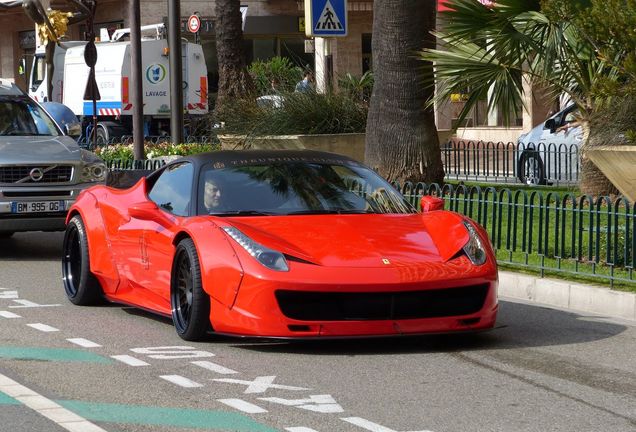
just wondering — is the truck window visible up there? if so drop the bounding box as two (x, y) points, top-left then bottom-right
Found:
(31, 55), (45, 90)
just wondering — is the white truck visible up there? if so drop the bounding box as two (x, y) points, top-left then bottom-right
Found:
(28, 25), (208, 143)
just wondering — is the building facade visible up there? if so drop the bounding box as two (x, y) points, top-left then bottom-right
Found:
(0, 0), (547, 143)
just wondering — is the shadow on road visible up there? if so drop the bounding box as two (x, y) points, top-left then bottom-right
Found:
(0, 232), (64, 261)
(229, 300), (629, 354)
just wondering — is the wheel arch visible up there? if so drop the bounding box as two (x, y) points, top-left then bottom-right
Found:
(66, 192), (120, 293)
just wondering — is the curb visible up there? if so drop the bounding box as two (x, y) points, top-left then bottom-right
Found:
(498, 271), (636, 321)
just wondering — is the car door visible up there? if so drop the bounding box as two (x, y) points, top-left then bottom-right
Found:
(119, 162), (194, 308)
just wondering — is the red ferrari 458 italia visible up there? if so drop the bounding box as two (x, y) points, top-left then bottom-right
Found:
(62, 150), (498, 340)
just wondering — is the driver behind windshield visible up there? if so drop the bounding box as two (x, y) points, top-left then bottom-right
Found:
(203, 175), (227, 213)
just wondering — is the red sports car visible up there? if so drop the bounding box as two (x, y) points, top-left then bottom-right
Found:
(62, 150), (498, 340)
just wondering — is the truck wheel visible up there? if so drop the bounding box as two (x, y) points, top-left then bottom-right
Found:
(518, 151), (546, 185)
(95, 127), (108, 146)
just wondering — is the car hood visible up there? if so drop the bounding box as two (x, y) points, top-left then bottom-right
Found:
(223, 212), (470, 268)
(0, 136), (80, 165)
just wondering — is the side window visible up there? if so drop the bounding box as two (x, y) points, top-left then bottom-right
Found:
(148, 162), (193, 216)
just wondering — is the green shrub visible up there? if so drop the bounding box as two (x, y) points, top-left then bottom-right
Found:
(219, 91), (368, 136)
(95, 141), (219, 164)
(338, 71), (374, 104)
(248, 57), (304, 95)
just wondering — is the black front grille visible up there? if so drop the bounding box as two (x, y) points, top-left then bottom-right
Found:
(0, 166), (73, 184)
(275, 284), (490, 321)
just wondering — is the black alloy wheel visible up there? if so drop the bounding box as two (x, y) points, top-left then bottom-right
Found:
(62, 215), (103, 305)
(170, 238), (211, 341)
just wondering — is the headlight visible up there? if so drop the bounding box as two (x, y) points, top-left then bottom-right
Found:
(462, 221), (487, 266)
(223, 227), (289, 272)
(80, 149), (107, 183)
(80, 162), (107, 182)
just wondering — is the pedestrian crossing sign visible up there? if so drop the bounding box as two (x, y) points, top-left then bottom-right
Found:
(305, 0), (347, 37)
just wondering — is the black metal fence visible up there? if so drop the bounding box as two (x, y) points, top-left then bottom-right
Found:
(442, 141), (580, 186)
(399, 182), (634, 287)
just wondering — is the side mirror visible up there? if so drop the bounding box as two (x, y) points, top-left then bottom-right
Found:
(65, 123), (82, 137)
(129, 201), (174, 228)
(544, 118), (557, 133)
(420, 196), (444, 212)
(18, 58), (26, 76)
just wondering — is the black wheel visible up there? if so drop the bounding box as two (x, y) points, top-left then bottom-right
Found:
(0, 232), (14, 239)
(95, 126), (108, 146)
(62, 215), (103, 305)
(518, 151), (546, 185)
(170, 238), (211, 341)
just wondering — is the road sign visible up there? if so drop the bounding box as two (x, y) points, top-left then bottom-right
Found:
(304, 0), (347, 37)
(187, 14), (200, 33)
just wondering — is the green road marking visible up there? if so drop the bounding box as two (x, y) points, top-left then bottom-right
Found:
(59, 400), (278, 432)
(0, 392), (19, 405)
(0, 347), (112, 363)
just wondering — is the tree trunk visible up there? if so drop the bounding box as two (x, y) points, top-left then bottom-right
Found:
(214, 0), (254, 117)
(365, 0), (444, 185)
(579, 121), (620, 197)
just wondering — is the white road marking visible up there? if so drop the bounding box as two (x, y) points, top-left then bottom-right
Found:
(260, 394), (344, 413)
(0, 311), (21, 318)
(341, 417), (434, 432)
(27, 323), (59, 332)
(0, 291), (19, 299)
(66, 338), (101, 348)
(212, 376), (309, 394)
(111, 355), (150, 367)
(191, 360), (238, 374)
(0, 373), (108, 432)
(217, 398), (268, 413)
(9, 299), (60, 308)
(159, 375), (204, 388)
(131, 346), (215, 359)
(286, 428), (320, 432)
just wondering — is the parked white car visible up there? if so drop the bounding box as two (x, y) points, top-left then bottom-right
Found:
(0, 81), (106, 237)
(517, 104), (583, 185)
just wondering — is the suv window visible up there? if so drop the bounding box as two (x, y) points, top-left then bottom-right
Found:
(0, 96), (61, 136)
(148, 162), (193, 216)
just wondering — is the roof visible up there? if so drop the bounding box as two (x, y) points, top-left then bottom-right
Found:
(178, 149), (361, 169)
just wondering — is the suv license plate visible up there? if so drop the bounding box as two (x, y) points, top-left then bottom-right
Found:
(11, 201), (65, 214)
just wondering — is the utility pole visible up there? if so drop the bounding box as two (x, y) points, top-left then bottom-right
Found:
(168, 0), (183, 145)
(129, 0), (144, 159)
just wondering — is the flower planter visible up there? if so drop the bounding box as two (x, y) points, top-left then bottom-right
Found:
(218, 133), (367, 163)
(586, 145), (636, 202)
(218, 130), (454, 164)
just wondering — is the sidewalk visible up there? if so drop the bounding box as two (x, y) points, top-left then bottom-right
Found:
(498, 270), (636, 321)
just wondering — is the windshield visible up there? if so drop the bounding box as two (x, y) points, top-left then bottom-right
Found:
(0, 97), (61, 137)
(197, 160), (416, 216)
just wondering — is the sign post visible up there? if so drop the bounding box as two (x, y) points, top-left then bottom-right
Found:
(304, 0), (347, 93)
(187, 13), (200, 44)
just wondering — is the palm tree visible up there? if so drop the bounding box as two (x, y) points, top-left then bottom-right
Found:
(421, 0), (624, 196)
(364, 0), (444, 185)
(214, 0), (254, 116)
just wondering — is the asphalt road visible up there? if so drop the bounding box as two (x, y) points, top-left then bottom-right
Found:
(0, 232), (635, 432)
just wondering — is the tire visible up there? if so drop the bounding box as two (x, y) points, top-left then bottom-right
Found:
(518, 151), (546, 185)
(95, 126), (108, 146)
(170, 238), (211, 341)
(62, 215), (103, 305)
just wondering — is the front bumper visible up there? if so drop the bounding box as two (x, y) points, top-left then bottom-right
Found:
(209, 257), (499, 338)
(0, 183), (98, 233)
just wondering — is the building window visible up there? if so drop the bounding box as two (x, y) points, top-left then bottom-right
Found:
(362, 33), (372, 73)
